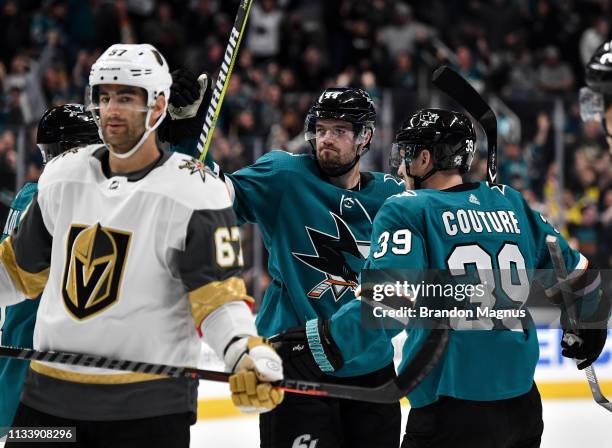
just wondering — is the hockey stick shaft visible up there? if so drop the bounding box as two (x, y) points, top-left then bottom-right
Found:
(545, 236), (612, 412)
(432, 66), (498, 185)
(197, 0), (253, 162)
(0, 344), (412, 403)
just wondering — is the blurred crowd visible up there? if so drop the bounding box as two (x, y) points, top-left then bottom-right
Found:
(0, 0), (610, 272)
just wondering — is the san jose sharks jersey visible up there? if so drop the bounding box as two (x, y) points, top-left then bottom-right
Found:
(0, 181), (38, 434)
(342, 181), (602, 407)
(224, 150), (405, 377)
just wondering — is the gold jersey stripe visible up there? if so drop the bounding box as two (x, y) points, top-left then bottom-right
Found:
(30, 361), (167, 384)
(189, 277), (254, 329)
(0, 237), (49, 298)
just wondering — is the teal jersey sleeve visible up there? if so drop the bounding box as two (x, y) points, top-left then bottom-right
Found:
(225, 151), (289, 226)
(326, 194), (426, 371)
(0, 182), (39, 436)
(1, 182), (38, 241)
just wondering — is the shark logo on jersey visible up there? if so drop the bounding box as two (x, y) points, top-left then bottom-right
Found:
(292, 212), (369, 301)
(61, 223), (131, 320)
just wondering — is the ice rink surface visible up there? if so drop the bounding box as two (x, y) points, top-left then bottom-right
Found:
(191, 399), (612, 448)
(0, 399), (608, 447)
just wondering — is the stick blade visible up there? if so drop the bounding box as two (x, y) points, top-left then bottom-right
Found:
(432, 66), (491, 121)
(432, 65), (499, 184)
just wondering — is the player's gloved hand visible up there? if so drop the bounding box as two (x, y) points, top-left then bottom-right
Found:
(269, 319), (344, 381)
(157, 68), (212, 144)
(560, 328), (608, 370)
(225, 336), (284, 413)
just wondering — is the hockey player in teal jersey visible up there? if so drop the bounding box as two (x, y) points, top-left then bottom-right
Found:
(338, 108), (609, 448)
(0, 104), (101, 435)
(170, 80), (404, 447)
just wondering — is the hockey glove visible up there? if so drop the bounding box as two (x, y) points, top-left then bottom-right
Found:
(158, 68), (212, 144)
(561, 328), (608, 370)
(269, 319), (344, 381)
(225, 336), (284, 413)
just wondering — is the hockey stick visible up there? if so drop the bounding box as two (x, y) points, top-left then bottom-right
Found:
(545, 235), (612, 412)
(432, 66), (498, 185)
(0, 330), (447, 403)
(196, 0), (253, 162)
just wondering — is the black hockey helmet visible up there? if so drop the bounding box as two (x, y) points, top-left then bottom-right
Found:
(390, 108), (476, 181)
(304, 87), (376, 176)
(37, 104), (101, 163)
(304, 87), (376, 149)
(585, 40), (612, 96)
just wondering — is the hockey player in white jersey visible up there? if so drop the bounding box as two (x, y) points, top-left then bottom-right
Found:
(0, 43), (283, 447)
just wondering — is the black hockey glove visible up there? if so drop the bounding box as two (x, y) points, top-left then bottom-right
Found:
(559, 291), (610, 370)
(561, 328), (607, 370)
(158, 68), (212, 144)
(269, 320), (344, 381)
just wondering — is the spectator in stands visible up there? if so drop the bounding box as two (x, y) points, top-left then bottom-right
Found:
(4, 31), (59, 124)
(248, 0), (284, 63)
(453, 45), (486, 93)
(537, 46), (574, 93)
(390, 51), (416, 89)
(0, 1), (30, 67)
(141, 2), (185, 68)
(379, 3), (431, 59)
(500, 143), (530, 191)
(504, 48), (539, 99)
(579, 17), (609, 65)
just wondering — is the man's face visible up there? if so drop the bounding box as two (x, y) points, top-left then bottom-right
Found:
(397, 148), (429, 188)
(97, 85), (148, 153)
(315, 119), (363, 176)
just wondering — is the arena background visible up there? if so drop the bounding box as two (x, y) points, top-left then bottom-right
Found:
(0, 0), (611, 445)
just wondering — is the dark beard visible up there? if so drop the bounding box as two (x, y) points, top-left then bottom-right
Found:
(315, 154), (359, 177)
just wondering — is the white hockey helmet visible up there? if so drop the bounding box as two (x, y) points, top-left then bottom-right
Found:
(87, 43), (172, 159)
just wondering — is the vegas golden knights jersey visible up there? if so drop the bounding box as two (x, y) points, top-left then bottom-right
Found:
(0, 145), (251, 420)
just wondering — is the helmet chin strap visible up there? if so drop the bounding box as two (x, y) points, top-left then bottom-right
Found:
(405, 165), (437, 189)
(103, 107), (167, 160)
